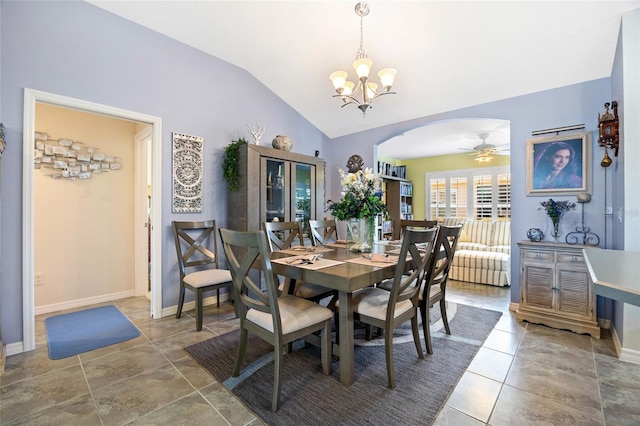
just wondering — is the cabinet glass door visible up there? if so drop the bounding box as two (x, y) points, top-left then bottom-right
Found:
(292, 163), (314, 234)
(264, 158), (288, 223)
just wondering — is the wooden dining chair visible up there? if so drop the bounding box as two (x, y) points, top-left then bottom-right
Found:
(419, 225), (463, 354)
(399, 219), (438, 234)
(172, 220), (233, 331)
(263, 221), (335, 303)
(218, 228), (332, 412)
(308, 219), (339, 246)
(336, 227), (438, 388)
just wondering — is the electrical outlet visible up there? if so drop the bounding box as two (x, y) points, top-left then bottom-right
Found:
(34, 272), (44, 286)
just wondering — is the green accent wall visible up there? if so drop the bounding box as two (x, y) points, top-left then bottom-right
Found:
(398, 153), (510, 220)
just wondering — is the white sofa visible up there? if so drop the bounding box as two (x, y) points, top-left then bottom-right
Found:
(450, 220), (511, 287)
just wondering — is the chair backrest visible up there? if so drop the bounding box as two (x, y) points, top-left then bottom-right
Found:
(172, 220), (220, 280)
(219, 228), (283, 332)
(263, 221), (304, 251)
(386, 228), (438, 320)
(308, 219), (338, 246)
(423, 225), (463, 297)
(399, 219), (438, 236)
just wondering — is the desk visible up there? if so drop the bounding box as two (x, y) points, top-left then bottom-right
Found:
(583, 248), (640, 307)
(270, 244), (400, 386)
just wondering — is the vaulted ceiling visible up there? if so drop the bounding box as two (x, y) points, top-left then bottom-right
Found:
(89, 1), (639, 156)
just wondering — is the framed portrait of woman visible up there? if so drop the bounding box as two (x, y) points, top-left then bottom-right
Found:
(526, 132), (590, 196)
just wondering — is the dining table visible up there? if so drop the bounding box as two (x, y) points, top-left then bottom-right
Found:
(269, 241), (409, 386)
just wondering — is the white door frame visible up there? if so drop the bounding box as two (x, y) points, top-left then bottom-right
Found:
(134, 128), (152, 297)
(22, 88), (163, 351)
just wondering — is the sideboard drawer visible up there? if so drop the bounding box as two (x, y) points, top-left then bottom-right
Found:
(558, 253), (585, 264)
(522, 250), (554, 262)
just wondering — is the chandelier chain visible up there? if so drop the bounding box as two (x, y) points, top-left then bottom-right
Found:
(356, 10), (366, 59)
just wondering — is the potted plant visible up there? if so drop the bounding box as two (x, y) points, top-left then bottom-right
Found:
(222, 138), (248, 191)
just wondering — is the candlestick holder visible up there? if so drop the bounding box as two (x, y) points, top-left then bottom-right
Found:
(565, 193), (600, 246)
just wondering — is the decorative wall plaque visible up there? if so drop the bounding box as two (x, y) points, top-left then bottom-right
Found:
(172, 132), (203, 213)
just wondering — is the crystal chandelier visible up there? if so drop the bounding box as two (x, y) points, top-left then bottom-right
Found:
(329, 2), (397, 115)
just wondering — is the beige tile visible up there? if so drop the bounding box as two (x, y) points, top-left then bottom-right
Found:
(153, 328), (216, 362)
(445, 371), (502, 423)
(494, 313), (526, 337)
(136, 315), (199, 341)
(467, 347), (514, 382)
(505, 355), (601, 416)
(200, 382), (258, 426)
(1, 346), (80, 387)
(172, 356), (217, 390)
(93, 364), (195, 426)
(490, 384), (604, 425)
(515, 335), (596, 378)
(83, 343), (169, 391)
(129, 392), (228, 425)
(3, 394), (100, 426)
(522, 322), (594, 351)
(0, 366), (90, 424)
(482, 328), (520, 355)
(432, 406), (486, 426)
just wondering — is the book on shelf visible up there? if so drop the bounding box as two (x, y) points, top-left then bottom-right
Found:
(377, 162), (407, 180)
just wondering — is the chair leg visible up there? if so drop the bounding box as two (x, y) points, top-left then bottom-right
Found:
(411, 314), (424, 359)
(195, 288), (204, 331)
(384, 327), (395, 389)
(420, 303), (433, 355)
(232, 327), (248, 376)
(440, 299), (451, 335)
(272, 344), (284, 412)
(216, 288), (220, 307)
(176, 284), (186, 319)
(365, 324), (373, 341)
(321, 320), (331, 375)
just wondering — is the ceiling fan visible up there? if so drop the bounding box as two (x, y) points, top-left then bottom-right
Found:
(459, 133), (509, 162)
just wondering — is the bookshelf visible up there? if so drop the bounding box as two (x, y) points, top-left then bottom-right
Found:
(384, 179), (414, 240)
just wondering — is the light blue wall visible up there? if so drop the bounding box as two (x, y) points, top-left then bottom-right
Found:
(324, 79), (611, 305)
(0, 1), (328, 344)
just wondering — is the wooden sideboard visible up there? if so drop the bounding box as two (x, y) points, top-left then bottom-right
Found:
(516, 241), (600, 338)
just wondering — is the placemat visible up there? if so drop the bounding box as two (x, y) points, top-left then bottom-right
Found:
(278, 246), (335, 255)
(271, 255), (345, 270)
(346, 254), (399, 267)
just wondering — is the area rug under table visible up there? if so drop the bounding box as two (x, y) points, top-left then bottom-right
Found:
(45, 305), (141, 360)
(184, 303), (501, 426)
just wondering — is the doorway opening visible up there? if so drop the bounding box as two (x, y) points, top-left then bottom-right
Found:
(22, 89), (163, 352)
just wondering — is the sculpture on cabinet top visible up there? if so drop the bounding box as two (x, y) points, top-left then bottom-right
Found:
(346, 154), (364, 173)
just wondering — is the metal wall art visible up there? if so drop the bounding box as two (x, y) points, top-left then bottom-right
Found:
(172, 132), (203, 213)
(0, 123), (5, 158)
(33, 131), (121, 180)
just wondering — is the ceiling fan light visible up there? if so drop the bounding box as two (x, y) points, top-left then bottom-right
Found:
(353, 57), (373, 80)
(330, 71), (348, 93)
(378, 68), (397, 91)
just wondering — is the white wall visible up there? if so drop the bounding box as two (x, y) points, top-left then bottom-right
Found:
(34, 104), (136, 310)
(621, 9), (640, 355)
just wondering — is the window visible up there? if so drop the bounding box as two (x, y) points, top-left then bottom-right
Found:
(426, 167), (510, 221)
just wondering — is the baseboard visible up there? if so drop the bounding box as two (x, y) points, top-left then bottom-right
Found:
(611, 323), (622, 358)
(610, 324), (640, 365)
(34, 290), (136, 315)
(0, 340), (5, 374)
(6, 341), (24, 357)
(160, 292), (232, 318)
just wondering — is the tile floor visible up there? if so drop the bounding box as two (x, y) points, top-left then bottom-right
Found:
(2, 281), (639, 425)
